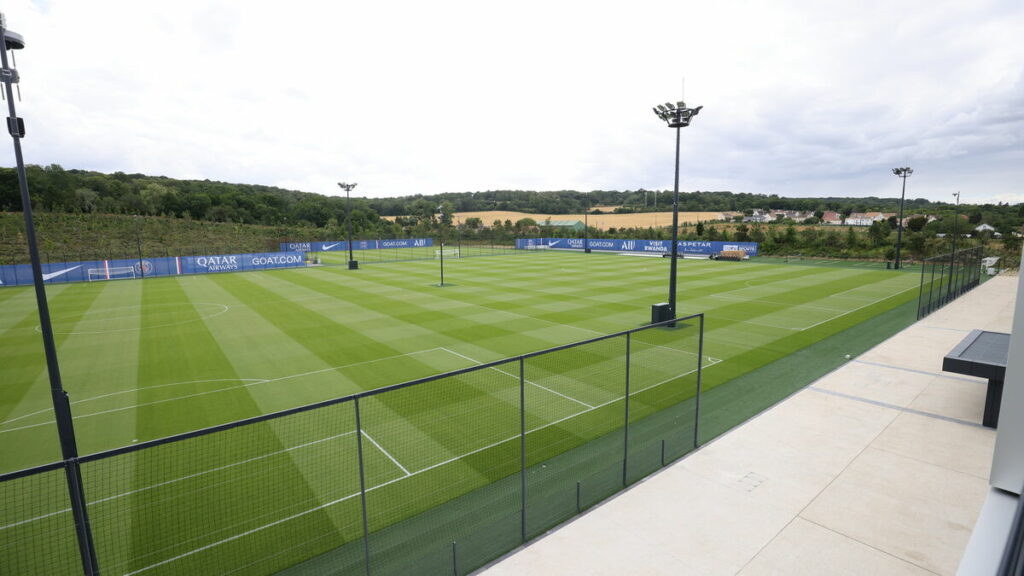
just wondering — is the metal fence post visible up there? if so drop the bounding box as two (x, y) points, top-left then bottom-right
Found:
(916, 255), (928, 320)
(622, 332), (631, 487)
(354, 398), (372, 576)
(694, 314), (705, 449)
(519, 357), (527, 544)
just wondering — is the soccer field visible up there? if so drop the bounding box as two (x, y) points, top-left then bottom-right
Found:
(0, 251), (922, 575)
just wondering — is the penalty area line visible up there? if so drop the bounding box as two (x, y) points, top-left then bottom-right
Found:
(438, 347), (595, 409)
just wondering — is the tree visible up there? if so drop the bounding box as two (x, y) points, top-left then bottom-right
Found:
(845, 226), (858, 250)
(465, 217), (482, 230)
(867, 221), (889, 247)
(695, 221), (705, 237)
(907, 216), (928, 232)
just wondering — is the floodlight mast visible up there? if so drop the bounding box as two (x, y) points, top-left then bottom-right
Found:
(338, 182), (358, 269)
(892, 167), (913, 270)
(1, 13), (101, 574)
(437, 204), (446, 286)
(653, 100), (702, 324)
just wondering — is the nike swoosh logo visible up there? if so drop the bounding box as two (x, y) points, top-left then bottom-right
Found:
(548, 241), (560, 247)
(322, 243), (342, 250)
(42, 265), (82, 281)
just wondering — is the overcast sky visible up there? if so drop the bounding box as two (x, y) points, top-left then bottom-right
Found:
(3, 0), (1022, 204)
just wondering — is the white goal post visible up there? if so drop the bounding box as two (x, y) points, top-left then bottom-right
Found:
(434, 248), (460, 259)
(88, 266), (136, 281)
(522, 244), (550, 250)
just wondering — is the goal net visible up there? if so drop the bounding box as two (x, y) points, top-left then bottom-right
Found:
(434, 249), (460, 259)
(88, 266), (136, 281)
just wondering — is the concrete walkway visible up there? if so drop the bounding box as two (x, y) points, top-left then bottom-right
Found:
(480, 275), (1016, 575)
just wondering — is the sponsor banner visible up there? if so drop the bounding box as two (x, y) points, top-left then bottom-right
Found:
(279, 238), (432, 252)
(516, 238), (759, 256)
(0, 252), (306, 288)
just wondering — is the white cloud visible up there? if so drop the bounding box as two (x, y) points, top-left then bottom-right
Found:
(2, 0), (1022, 203)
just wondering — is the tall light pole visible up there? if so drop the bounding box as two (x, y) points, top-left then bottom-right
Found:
(2, 14), (100, 573)
(337, 182), (358, 269)
(584, 192), (590, 253)
(437, 204), (446, 286)
(653, 99), (702, 322)
(892, 167), (912, 269)
(948, 191), (960, 300)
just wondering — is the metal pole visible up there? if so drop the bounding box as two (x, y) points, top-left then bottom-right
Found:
(519, 357), (527, 544)
(947, 193), (960, 301)
(916, 254), (927, 320)
(354, 398), (372, 576)
(135, 216), (144, 278)
(338, 182), (358, 269)
(668, 126), (681, 320)
(584, 193), (590, 253)
(1, 18), (100, 575)
(895, 172), (907, 269)
(622, 332), (631, 487)
(347, 188), (354, 264)
(694, 314), (704, 449)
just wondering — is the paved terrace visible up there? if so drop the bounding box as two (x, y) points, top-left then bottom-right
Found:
(480, 275), (1017, 575)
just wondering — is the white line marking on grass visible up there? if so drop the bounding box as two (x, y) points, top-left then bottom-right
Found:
(120, 355), (725, 576)
(0, 379), (267, 427)
(0, 431), (356, 532)
(0, 349), (444, 433)
(438, 347), (595, 409)
(706, 293), (844, 313)
(361, 430), (411, 476)
(799, 284), (919, 331)
(37, 303), (231, 335)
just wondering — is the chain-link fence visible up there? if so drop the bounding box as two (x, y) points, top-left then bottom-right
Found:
(917, 246), (983, 319)
(1, 315), (704, 576)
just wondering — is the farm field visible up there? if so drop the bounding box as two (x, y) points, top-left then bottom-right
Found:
(381, 210), (728, 230)
(0, 250), (923, 575)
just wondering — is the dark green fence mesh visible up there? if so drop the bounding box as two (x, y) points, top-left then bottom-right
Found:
(0, 466), (84, 575)
(917, 246), (983, 319)
(0, 317), (703, 576)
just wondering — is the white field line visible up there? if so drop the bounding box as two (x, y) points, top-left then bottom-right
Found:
(439, 347), (595, 409)
(79, 356), (729, 576)
(706, 293), (844, 313)
(0, 431), (356, 532)
(0, 349), (445, 433)
(799, 284), (920, 332)
(361, 430), (411, 476)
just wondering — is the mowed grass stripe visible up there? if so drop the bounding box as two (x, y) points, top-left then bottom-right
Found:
(0, 284), (105, 428)
(102, 277), (342, 575)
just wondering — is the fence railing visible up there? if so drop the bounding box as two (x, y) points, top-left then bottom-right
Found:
(0, 315), (705, 576)
(916, 246), (983, 319)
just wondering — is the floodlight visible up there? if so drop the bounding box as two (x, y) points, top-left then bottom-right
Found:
(665, 102), (675, 109)
(657, 104), (667, 112)
(3, 30), (24, 50)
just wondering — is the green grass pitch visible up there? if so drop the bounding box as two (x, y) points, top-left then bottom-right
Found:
(0, 251), (922, 575)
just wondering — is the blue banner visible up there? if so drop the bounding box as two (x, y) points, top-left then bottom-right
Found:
(0, 252), (307, 288)
(280, 238), (433, 252)
(516, 238), (759, 256)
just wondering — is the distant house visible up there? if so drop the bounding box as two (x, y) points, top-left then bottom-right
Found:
(846, 212), (893, 226)
(975, 223), (1001, 237)
(902, 214), (938, 227)
(821, 211), (843, 225)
